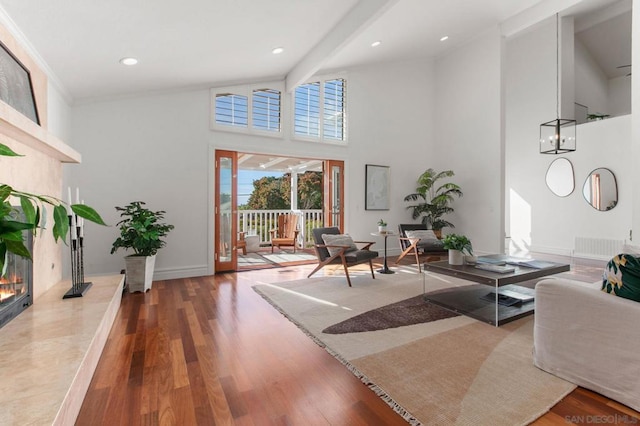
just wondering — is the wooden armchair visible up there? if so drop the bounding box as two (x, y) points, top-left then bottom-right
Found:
(270, 213), (300, 253)
(237, 232), (247, 255)
(396, 224), (445, 272)
(307, 227), (379, 287)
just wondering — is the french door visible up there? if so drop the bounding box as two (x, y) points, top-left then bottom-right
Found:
(214, 150), (237, 272)
(324, 160), (344, 231)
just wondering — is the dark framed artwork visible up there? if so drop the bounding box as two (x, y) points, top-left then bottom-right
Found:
(365, 164), (390, 210)
(0, 41), (39, 124)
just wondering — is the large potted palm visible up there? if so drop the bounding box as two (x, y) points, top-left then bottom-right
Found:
(111, 201), (174, 292)
(404, 168), (463, 238)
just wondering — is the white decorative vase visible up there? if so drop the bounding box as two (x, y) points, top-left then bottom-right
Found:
(125, 255), (156, 293)
(448, 249), (464, 265)
(378, 225), (387, 233)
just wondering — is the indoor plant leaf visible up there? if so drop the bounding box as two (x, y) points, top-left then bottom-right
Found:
(0, 143), (23, 157)
(52, 204), (69, 242)
(71, 204), (107, 226)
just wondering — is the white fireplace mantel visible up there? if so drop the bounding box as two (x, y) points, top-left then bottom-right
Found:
(0, 100), (80, 163)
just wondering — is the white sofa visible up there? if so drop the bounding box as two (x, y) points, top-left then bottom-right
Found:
(533, 277), (640, 412)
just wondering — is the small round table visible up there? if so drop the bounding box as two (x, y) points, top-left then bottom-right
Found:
(371, 231), (396, 274)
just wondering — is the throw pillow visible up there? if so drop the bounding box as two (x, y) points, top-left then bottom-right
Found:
(322, 234), (358, 256)
(405, 229), (439, 242)
(601, 254), (640, 302)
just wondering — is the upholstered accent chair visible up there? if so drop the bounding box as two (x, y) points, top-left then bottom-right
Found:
(308, 227), (378, 287)
(270, 213), (300, 253)
(396, 224), (446, 272)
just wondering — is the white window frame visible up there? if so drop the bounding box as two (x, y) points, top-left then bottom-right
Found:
(210, 81), (285, 138)
(291, 74), (347, 144)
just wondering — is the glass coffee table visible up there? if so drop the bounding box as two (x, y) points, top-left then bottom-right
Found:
(422, 254), (570, 326)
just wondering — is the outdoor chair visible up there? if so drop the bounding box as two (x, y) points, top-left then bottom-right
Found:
(237, 231), (247, 255)
(270, 213), (300, 253)
(396, 224), (445, 272)
(308, 227), (378, 287)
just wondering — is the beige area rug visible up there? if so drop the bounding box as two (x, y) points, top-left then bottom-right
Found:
(253, 271), (575, 425)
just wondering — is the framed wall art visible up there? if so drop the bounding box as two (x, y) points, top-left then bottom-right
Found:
(0, 40), (39, 124)
(365, 164), (390, 210)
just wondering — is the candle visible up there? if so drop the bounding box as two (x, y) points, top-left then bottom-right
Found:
(75, 187), (80, 204)
(66, 187), (72, 215)
(79, 201), (84, 238)
(70, 214), (77, 240)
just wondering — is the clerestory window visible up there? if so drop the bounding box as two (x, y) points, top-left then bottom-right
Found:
(212, 83), (282, 135)
(294, 77), (346, 142)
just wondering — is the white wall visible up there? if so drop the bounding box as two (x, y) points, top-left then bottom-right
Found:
(47, 84), (72, 142)
(506, 19), (632, 256)
(609, 75), (632, 117)
(70, 89), (212, 279)
(68, 58), (436, 278)
(434, 27), (505, 255)
(575, 37), (609, 116)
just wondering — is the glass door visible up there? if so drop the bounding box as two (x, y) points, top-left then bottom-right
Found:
(324, 160), (344, 230)
(215, 150), (237, 272)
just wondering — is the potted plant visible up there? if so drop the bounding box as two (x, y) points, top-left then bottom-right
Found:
(442, 233), (472, 265)
(377, 219), (387, 233)
(111, 201), (174, 292)
(404, 168), (462, 238)
(0, 143), (106, 275)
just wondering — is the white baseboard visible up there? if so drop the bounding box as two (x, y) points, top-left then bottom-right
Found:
(153, 265), (210, 281)
(527, 245), (573, 257)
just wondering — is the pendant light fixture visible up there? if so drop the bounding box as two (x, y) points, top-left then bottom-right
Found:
(540, 13), (576, 154)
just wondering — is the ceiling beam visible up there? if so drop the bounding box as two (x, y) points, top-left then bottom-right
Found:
(285, 0), (399, 93)
(501, 0), (586, 38)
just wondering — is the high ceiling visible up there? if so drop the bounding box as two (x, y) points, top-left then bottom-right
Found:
(0, 0), (627, 103)
(0, 0), (547, 102)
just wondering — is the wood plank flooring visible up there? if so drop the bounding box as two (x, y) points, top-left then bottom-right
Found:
(77, 257), (640, 425)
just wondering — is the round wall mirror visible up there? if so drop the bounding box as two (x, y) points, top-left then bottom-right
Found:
(582, 168), (618, 211)
(545, 158), (575, 197)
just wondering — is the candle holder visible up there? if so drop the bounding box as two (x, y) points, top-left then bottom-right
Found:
(62, 214), (93, 299)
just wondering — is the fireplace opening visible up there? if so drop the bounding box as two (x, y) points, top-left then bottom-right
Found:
(0, 208), (33, 329)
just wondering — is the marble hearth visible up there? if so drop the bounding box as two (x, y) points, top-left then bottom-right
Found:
(0, 275), (124, 425)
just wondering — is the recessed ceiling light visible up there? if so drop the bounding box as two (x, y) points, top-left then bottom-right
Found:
(371, 41), (381, 47)
(272, 47), (284, 54)
(440, 36), (449, 42)
(119, 57), (138, 66)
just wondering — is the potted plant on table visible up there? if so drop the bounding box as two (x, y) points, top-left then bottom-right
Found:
(111, 201), (174, 292)
(404, 168), (462, 238)
(442, 233), (472, 265)
(377, 219), (387, 233)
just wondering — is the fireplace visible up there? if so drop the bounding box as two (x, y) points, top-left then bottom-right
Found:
(0, 219), (33, 329)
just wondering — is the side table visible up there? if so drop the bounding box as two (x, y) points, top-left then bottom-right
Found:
(371, 232), (396, 274)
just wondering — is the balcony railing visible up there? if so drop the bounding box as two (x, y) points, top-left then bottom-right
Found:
(238, 209), (323, 247)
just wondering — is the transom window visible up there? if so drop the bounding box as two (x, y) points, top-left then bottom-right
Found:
(252, 89), (281, 132)
(212, 84), (282, 135)
(215, 94), (248, 128)
(294, 77), (346, 142)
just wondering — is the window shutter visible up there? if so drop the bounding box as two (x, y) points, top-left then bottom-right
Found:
(294, 82), (320, 137)
(323, 79), (345, 140)
(252, 89), (281, 132)
(215, 93), (248, 127)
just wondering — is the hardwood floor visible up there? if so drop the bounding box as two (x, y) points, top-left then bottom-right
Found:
(77, 257), (640, 425)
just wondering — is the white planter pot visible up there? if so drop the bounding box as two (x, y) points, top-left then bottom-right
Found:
(378, 225), (387, 233)
(124, 255), (156, 293)
(448, 249), (465, 265)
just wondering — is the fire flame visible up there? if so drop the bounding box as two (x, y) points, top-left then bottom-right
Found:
(0, 274), (24, 303)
